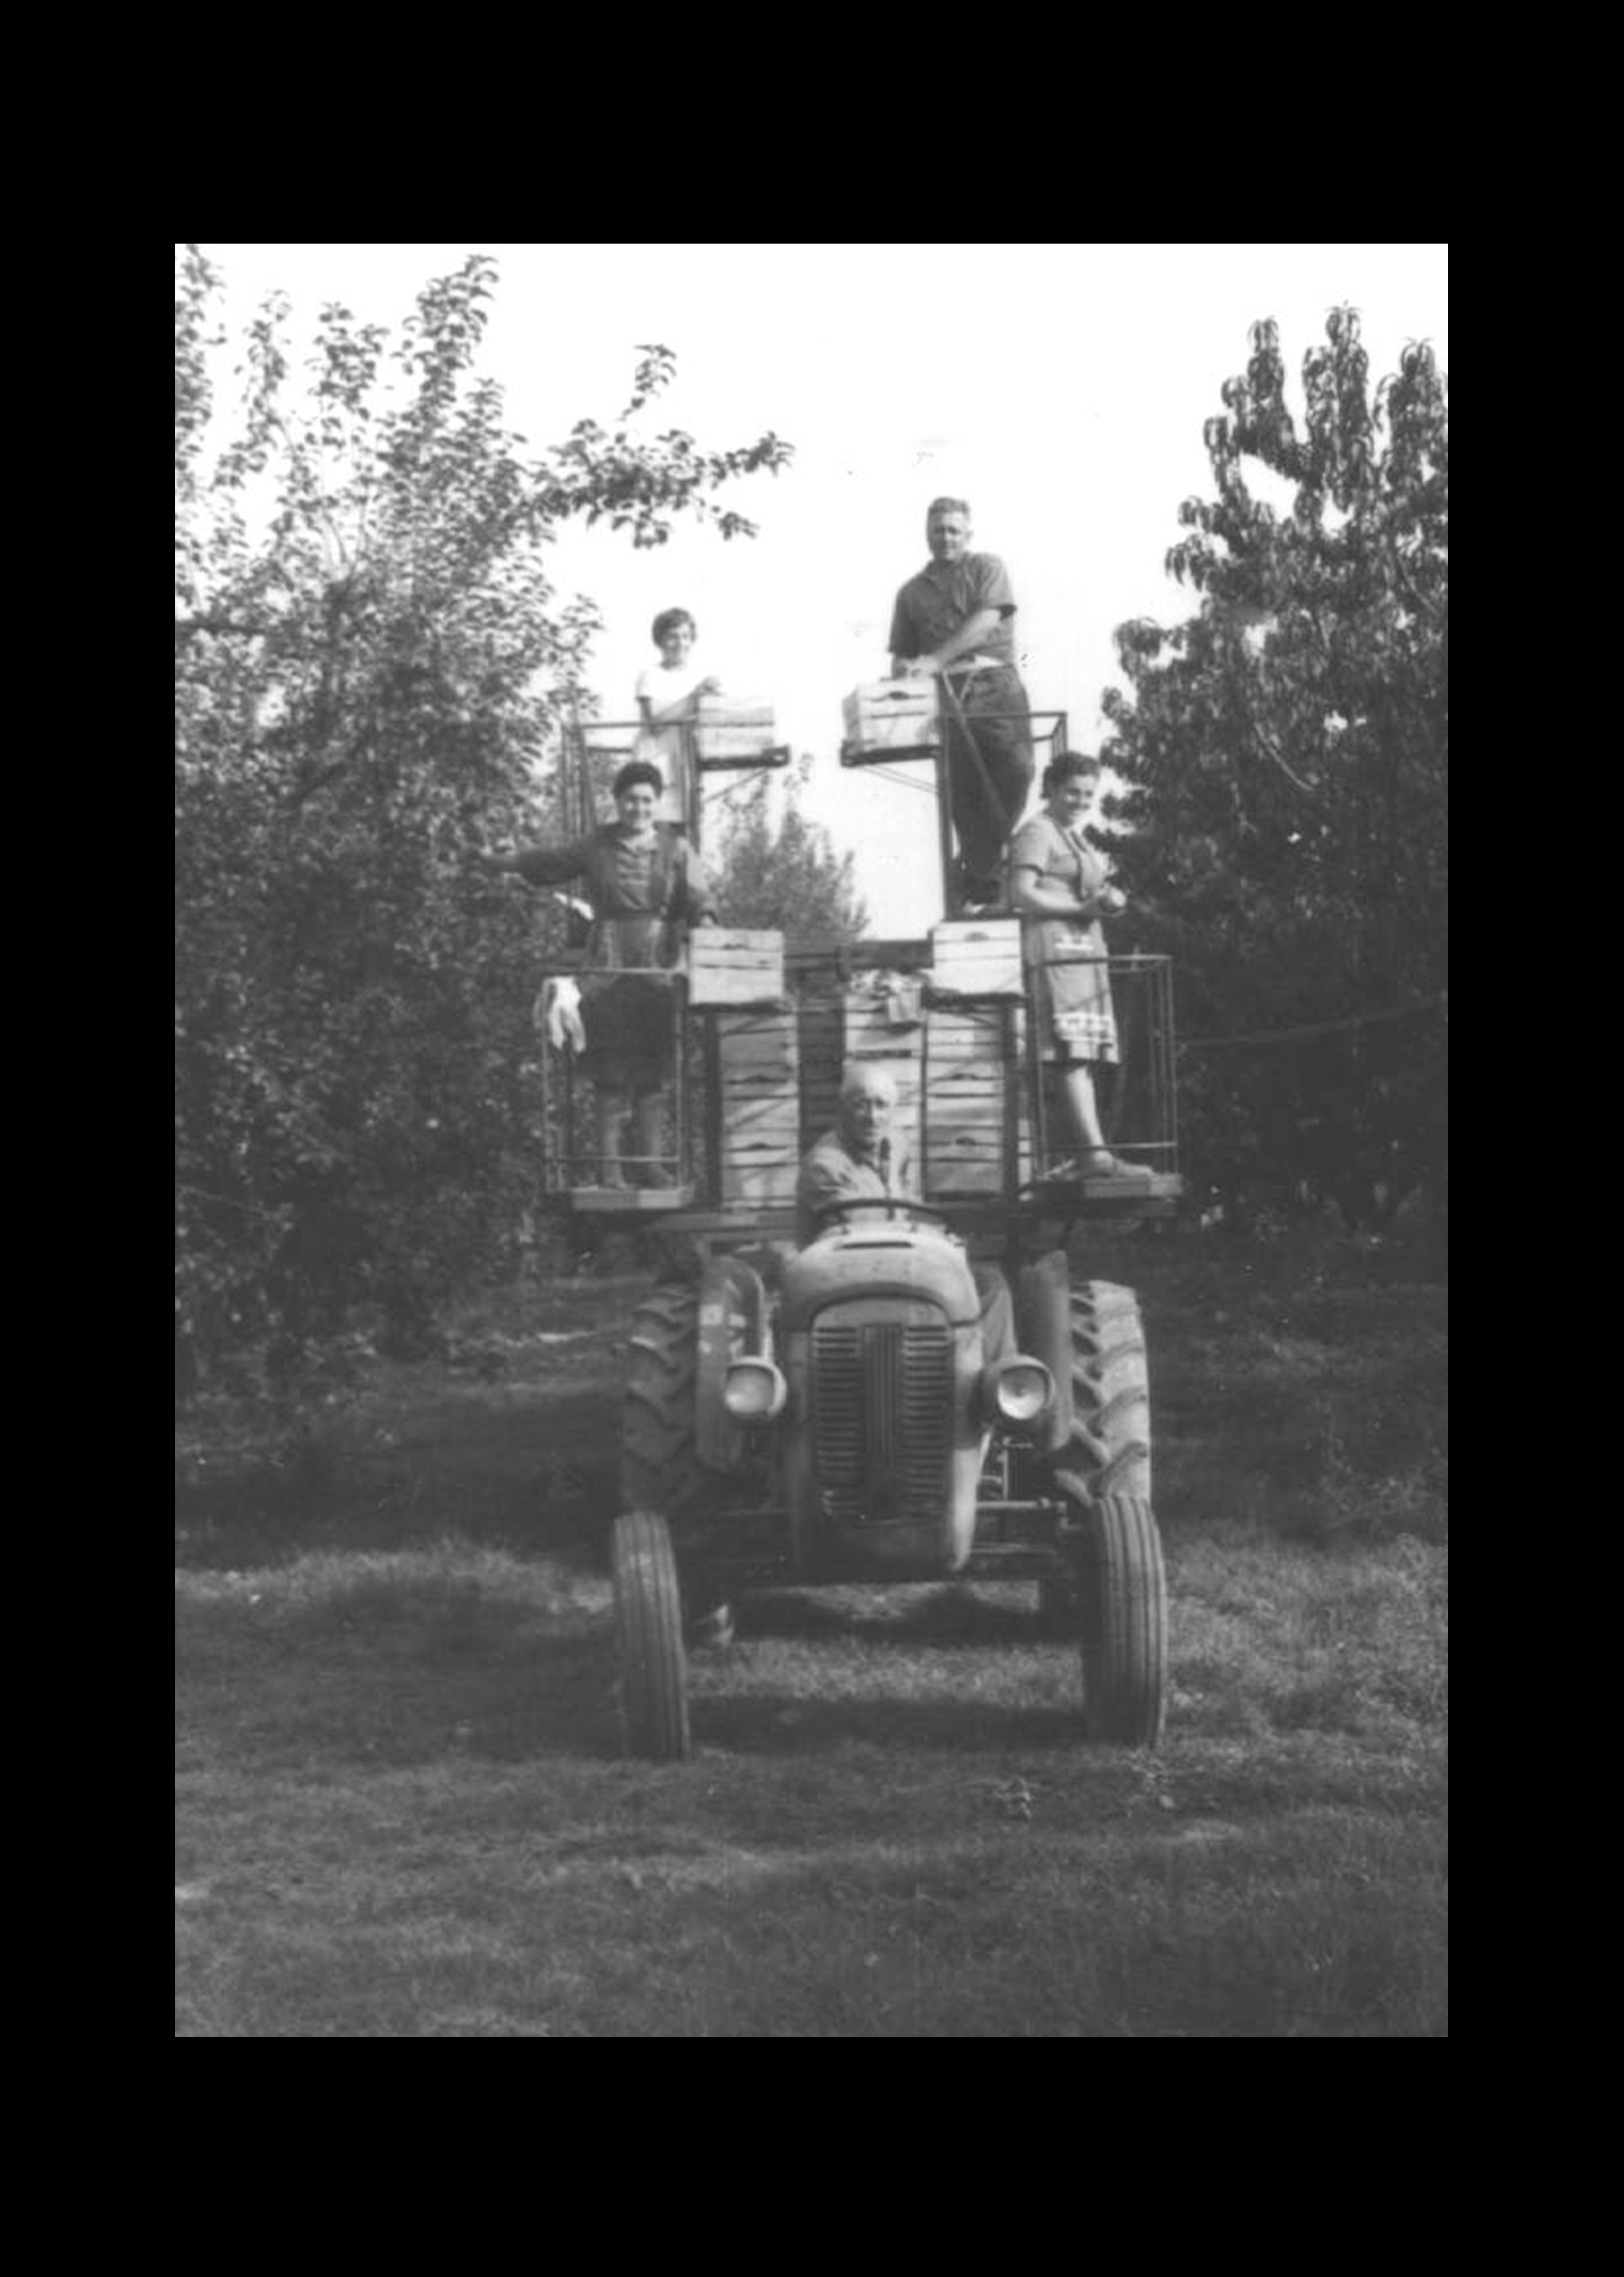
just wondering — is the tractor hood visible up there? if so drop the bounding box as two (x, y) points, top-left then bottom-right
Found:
(778, 1216), (983, 1334)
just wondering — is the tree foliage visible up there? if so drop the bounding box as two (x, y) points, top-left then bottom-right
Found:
(708, 757), (870, 943)
(176, 247), (791, 1382)
(1100, 309), (1447, 1223)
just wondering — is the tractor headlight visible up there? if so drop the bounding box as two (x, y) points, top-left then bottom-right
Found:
(723, 1357), (788, 1421)
(983, 1356), (1055, 1430)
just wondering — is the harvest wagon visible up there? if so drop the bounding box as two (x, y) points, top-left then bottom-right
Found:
(536, 691), (1182, 1758)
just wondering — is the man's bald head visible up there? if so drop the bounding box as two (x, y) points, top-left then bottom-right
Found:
(837, 1062), (897, 1157)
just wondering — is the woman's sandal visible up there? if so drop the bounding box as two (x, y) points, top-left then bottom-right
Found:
(1072, 1148), (1154, 1182)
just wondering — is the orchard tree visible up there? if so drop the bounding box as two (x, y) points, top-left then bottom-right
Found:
(709, 757), (869, 943)
(176, 246), (790, 1381)
(1101, 308), (1447, 1224)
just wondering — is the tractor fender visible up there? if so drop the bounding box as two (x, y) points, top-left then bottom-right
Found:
(1017, 1248), (1074, 1460)
(694, 1253), (771, 1474)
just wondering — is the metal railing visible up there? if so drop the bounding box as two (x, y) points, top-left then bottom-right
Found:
(1023, 952), (1178, 1182)
(562, 713), (789, 847)
(536, 969), (695, 1199)
(838, 700), (1070, 920)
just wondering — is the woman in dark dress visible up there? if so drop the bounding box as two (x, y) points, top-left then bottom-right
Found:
(490, 759), (714, 1186)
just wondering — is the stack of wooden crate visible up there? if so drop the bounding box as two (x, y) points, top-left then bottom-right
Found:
(920, 1004), (1006, 1197)
(687, 929), (784, 1008)
(715, 1008), (800, 1207)
(796, 987), (845, 1154)
(693, 695), (778, 763)
(928, 919), (1024, 1000)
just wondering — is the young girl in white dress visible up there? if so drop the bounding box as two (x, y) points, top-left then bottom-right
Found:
(633, 607), (720, 831)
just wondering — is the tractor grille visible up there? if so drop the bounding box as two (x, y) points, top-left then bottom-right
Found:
(811, 1306), (954, 1525)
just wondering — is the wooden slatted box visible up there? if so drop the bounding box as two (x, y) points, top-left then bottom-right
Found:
(687, 928), (786, 1008)
(842, 680), (937, 753)
(797, 992), (845, 1155)
(693, 696), (778, 763)
(921, 1004), (1026, 1198)
(715, 1008), (799, 1206)
(928, 918), (1025, 1000)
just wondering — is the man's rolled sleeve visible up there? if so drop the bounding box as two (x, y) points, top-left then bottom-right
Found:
(968, 554), (1016, 616)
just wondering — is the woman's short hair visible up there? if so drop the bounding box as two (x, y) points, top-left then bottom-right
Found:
(1041, 749), (1103, 796)
(651, 607), (696, 645)
(613, 758), (665, 800)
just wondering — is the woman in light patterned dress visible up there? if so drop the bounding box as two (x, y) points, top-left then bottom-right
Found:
(1009, 751), (1150, 1183)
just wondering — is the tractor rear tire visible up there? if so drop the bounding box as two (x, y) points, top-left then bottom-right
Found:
(1062, 1280), (1152, 1501)
(622, 1284), (701, 1512)
(612, 1509), (691, 1761)
(621, 1282), (731, 1645)
(1060, 1484), (1167, 1747)
(1028, 1270), (1150, 1634)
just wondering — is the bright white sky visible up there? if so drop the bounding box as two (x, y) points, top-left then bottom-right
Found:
(196, 244), (1447, 936)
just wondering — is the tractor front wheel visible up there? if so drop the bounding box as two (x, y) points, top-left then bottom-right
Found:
(1059, 1483), (1167, 1747)
(612, 1509), (691, 1761)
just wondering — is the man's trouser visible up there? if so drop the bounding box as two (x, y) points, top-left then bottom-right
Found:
(942, 663), (1034, 900)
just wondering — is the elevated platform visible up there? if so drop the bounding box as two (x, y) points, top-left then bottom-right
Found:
(577, 1174), (1186, 1265)
(540, 931), (1181, 1234)
(639, 1176), (1185, 1238)
(566, 1183), (697, 1213)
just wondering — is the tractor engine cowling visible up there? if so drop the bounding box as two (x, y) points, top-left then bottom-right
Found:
(778, 1217), (987, 1578)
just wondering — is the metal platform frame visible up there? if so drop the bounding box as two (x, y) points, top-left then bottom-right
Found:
(562, 707), (789, 845)
(537, 687), (1183, 1241)
(839, 700), (1070, 915)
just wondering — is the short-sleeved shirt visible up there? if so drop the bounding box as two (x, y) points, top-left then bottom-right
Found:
(633, 660), (711, 827)
(795, 1129), (916, 1247)
(889, 552), (1018, 668)
(635, 659), (709, 718)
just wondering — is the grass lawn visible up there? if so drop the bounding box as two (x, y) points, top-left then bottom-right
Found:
(177, 1227), (1446, 2038)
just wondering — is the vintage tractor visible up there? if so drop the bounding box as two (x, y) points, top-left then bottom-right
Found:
(535, 695), (1181, 1760)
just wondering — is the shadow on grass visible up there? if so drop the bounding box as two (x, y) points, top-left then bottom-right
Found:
(734, 1586), (1041, 1649)
(175, 1383), (622, 1573)
(175, 1576), (620, 1765)
(176, 1563), (1090, 1772)
(691, 1689), (1084, 1757)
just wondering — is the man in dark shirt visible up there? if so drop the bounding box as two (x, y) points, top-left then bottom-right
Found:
(890, 496), (1035, 913)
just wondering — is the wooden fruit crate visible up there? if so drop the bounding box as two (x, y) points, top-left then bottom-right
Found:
(844, 992), (927, 1057)
(715, 1008), (798, 1085)
(693, 696), (779, 763)
(719, 1146), (799, 1206)
(925, 1004), (1007, 1072)
(929, 919), (1024, 999)
(688, 929), (786, 1008)
(724, 1092), (803, 1142)
(922, 1131), (1009, 1197)
(842, 680), (937, 752)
